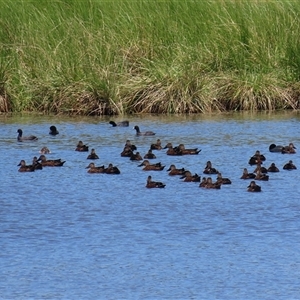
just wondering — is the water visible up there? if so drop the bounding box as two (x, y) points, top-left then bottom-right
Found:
(1, 112), (300, 299)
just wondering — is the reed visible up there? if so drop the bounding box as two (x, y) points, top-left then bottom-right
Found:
(1, 0), (300, 114)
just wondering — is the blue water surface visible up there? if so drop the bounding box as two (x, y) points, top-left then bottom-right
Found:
(0, 112), (300, 299)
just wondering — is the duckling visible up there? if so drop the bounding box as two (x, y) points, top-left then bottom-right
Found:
(164, 143), (182, 156)
(254, 169), (269, 181)
(130, 152), (143, 161)
(177, 144), (201, 155)
(203, 177), (221, 189)
(248, 150), (266, 165)
(40, 146), (51, 154)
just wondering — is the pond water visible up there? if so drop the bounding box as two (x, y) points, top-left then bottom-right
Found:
(1, 111), (300, 299)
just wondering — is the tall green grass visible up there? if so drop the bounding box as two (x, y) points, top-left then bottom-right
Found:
(1, 0), (300, 114)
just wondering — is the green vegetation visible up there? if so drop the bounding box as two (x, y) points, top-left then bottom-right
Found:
(1, 0), (300, 115)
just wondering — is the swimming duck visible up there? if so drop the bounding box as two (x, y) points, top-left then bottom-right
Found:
(37, 155), (66, 167)
(17, 160), (35, 172)
(134, 125), (155, 136)
(177, 144), (201, 155)
(75, 141), (89, 152)
(163, 143), (182, 156)
(49, 125), (59, 135)
(180, 171), (201, 182)
(267, 162), (280, 172)
(144, 149), (156, 159)
(104, 163), (121, 174)
(269, 143), (284, 153)
(17, 129), (38, 142)
(138, 160), (165, 171)
(203, 161), (219, 175)
(121, 140), (137, 157)
(254, 169), (269, 181)
(146, 175), (166, 188)
(283, 160), (297, 170)
(87, 149), (99, 160)
(247, 181), (261, 192)
(86, 163), (105, 173)
(240, 168), (256, 179)
(150, 139), (162, 150)
(203, 177), (221, 189)
(32, 156), (43, 170)
(40, 146), (51, 154)
(216, 173), (232, 185)
(109, 120), (129, 127)
(253, 162), (268, 174)
(167, 164), (186, 176)
(199, 177), (208, 188)
(130, 152), (143, 161)
(281, 143), (296, 154)
(248, 150), (266, 165)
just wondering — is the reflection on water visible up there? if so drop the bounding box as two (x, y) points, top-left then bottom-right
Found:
(1, 112), (300, 299)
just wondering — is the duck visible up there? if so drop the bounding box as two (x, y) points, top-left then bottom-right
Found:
(167, 164), (186, 176)
(267, 162), (280, 172)
(247, 181), (261, 192)
(216, 172), (232, 185)
(240, 168), (256, 179)
(17, 129), (38, 142)
(32, 156), (43, 170)
(49, 125), (59, 135)
(163, 143), (182, 156)
(86, 162), (105, 173)
(269, 143), (284, 153)
(133, 125), (155, 136)
(203, 177), (221, 189)
(87, 149), (99, 160)
(150, 139), (162, 150)
(104, 163), (121, 174)
(281, 143), (296, 154)
(253, 162), (268, 174)
(203, 161), (219, 175)
(144, 149), (156, 159)
(248, 150), (266, 165)
(121, 140), (137, 157)
(146, 175), (166, 188)
(283, 160), (297, 170)
(130, 152), (143, 161)
(138, 160), (165, 171)
(40, 146), (51, 154)
(75, 141), (89, 152)
(109, 120), (129, 127)
(37, 155), (66, 167)
(180, 171), (201, 182)
(177, 144), (201, 155)
(254, 169), (269, 181)
(17, 160), (35, 172)
(199, 177), (208, 188)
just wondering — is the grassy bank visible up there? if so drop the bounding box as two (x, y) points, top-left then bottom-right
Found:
(1, 0), (300, 115)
